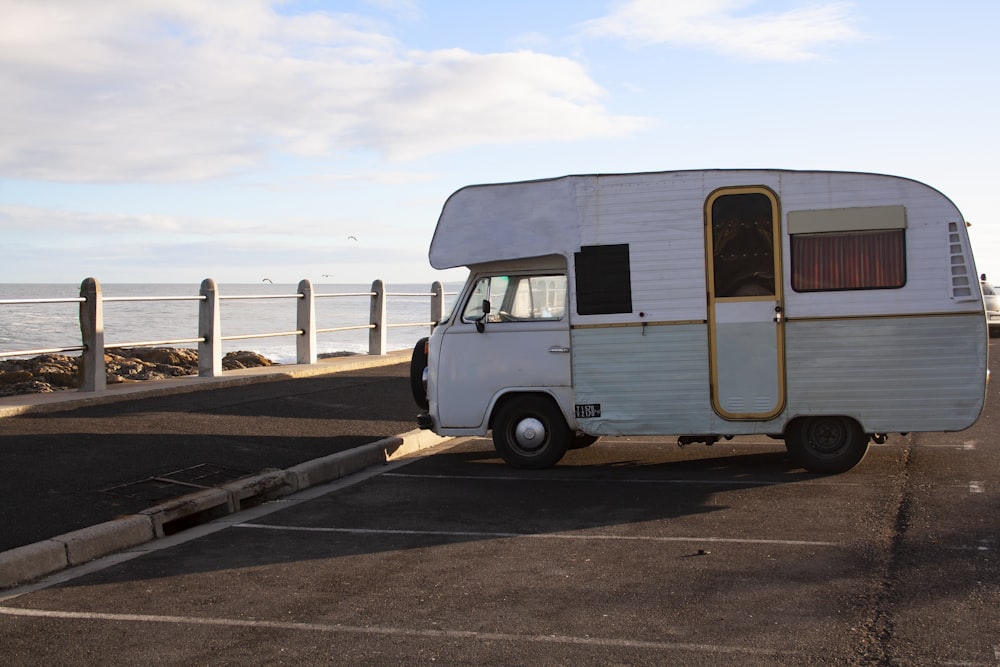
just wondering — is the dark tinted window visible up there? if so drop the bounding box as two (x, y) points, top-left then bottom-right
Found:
(574, 244), (632, 315)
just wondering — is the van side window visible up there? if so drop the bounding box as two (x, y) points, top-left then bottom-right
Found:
(461, 275), (567, 323)
(790, 229), (906, 291)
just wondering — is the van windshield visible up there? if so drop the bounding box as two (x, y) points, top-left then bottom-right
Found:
(461, 274), (566, 323)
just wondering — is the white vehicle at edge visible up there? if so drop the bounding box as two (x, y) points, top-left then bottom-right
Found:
(411, 169), (989, 474)
(982, 276), (1000, 336)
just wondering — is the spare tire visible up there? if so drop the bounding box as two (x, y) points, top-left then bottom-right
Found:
(410, 337), (429, 410)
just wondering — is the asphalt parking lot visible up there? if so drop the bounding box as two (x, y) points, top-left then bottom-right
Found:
(2, 353), (998, 664)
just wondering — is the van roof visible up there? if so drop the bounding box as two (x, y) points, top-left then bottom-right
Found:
(428, 169), (953, 270)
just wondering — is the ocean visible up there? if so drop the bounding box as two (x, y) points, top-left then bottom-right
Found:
(0, 283), (464, 364)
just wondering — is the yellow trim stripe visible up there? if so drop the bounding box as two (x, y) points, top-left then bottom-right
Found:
(571, 320), (706, 330)
(571, 311), (983, 330)
(786, 310), (984, 323)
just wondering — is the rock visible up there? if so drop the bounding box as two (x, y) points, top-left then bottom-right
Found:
(222, 351), (273, 370)
(0, 354), (78, 396)
(0, 347), (277, 397)
(0, 370), (34, 385)
(122, 347), (199, 367)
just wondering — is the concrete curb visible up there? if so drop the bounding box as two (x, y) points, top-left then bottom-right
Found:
(0, 429), (455, 590)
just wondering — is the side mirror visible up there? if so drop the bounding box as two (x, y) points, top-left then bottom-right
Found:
(475, 299), (491, 333)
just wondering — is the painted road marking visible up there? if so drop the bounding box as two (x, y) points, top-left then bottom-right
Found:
(0, 606), (796, 658)
(382, 472), (871, 487)
(235, 523), (839, 547)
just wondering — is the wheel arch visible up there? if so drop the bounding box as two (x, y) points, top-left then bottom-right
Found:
(488, 389), (574, 430)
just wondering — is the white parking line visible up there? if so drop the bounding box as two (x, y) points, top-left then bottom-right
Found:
(0, 606), (797, 658)
(235, 522), (839, 547)
(383, 472), (870, 487)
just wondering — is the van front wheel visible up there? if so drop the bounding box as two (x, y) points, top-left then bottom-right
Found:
(492, 396), (569, 469)
(785, 416), (869, 474)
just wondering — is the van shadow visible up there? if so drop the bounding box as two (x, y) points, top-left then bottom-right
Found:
(52, 439), (826, 588)
(0, 431), (406, 554)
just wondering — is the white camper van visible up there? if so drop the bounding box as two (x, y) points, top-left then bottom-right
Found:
(411, 170), (988, 473)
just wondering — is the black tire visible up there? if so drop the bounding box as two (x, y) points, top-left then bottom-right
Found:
(570, 433), (601, 450)
(409, 337), (429, 410)
(492, 395), (570, 469)
(784, 416), (869, 474)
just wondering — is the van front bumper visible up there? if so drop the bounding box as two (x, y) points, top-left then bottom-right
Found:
(417, 412), (435, 430)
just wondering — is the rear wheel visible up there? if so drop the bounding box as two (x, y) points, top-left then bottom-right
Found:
(492, 395), (569, 469)
(785, 416), (869, 473)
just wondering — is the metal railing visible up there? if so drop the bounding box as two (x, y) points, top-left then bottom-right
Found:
(0, 277), (449, 393)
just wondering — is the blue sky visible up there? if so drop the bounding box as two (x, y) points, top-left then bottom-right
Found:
(1, 0), (998, 285)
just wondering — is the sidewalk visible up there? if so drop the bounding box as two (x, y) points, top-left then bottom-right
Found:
(0, 351), (452, 589)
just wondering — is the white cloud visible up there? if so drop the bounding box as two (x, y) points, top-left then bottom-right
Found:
(312, 170), (439, 186)
(0, 203), (276, 235)
(0, 0), (646, 183)
(580, 0), (862, 61)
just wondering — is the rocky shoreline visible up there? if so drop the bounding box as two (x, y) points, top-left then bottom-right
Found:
(0, 347), (274, 397)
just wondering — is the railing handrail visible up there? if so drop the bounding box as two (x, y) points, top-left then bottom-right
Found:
(315, 324), (376, 334)
(103, 295), (207, 303)
(104, 338), (206, 350)
(0, 278), (454, 391)
(219, 294), (304, 301)
(1, 345), (87, 357)
(314, 292), (376, 298)
(0, 297), (86, 305)
(221, 330), (304, 341)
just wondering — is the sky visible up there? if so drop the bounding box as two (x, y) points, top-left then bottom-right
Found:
(1, 0), (998, 286)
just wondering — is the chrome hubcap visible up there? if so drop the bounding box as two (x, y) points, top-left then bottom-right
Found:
(513, 417), (546, 451)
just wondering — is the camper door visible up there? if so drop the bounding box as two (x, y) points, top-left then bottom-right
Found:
(705, 187), (786, 420)
(436, 272), (571, 429)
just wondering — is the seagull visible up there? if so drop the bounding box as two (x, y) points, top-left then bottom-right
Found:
(347, 235), (358, 241)
(262, 278), (273, 283)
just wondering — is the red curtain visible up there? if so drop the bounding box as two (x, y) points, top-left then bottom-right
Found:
(791, 229), (905, 291)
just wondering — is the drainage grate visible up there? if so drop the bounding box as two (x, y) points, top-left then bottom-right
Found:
(102, 463), (253, 503)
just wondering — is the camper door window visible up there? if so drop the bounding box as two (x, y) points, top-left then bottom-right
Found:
(461, 274), (567, 323)
(710, 193), (776, 298)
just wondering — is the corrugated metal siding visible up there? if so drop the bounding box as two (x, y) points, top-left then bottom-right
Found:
(571, 324), (711, 434)
(570, 314), (986, 436)
(558, 170), (975, 327)
(572, 175), (707, 325)
(783, 314), (986, 431)
(774, 172), (974, 316)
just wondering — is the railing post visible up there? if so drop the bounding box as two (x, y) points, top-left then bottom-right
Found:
(79, 277), (106, 392)
(369, 279), (386, 355)
(430, 281), (444, 334)
(198, 278), (222, 377)
(296, 279), (316, 364)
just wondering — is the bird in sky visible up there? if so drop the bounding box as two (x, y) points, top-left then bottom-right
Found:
(347, 235), (358, 241)
(262, 278), (273, 283)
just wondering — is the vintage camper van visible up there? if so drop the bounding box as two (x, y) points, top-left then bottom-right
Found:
(411, 170), (988, 473)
